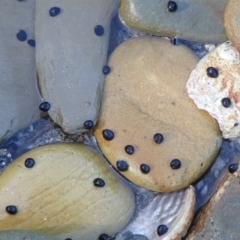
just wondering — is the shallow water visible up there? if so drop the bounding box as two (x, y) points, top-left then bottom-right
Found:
(0, 12), (236, 240)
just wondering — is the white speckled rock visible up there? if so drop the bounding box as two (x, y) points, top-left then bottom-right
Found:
(0, 0), (41, 143)
(0, 143), (135, 240)
(36, 0), (118, 134)
(187, 41), (240, 139)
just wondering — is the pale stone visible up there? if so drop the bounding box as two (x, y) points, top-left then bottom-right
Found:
(0, 0), (41, 143)
(36, 0), (118, 134)
(0, 230), (56, 240)
(224, 0), (240, 53)
(116, 186), (196, 240)
(94, 36), (222, 192)
(186, 162), (240, 240)
(0, 143), (135, 240)
(119, 0), (228, 43)
(187, 41), (240, 139)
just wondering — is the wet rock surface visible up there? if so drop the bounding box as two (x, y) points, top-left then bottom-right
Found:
(0, 0), (41, 143)
(116, 186), (196, 240)
(0, 230), (56, 240)
(225, 0), (240, 53)
(187, 41), (240, 139)
(119, 0), (228, 42)
(94, 36), (222, 192)
(185, 159), (240, 240)
(36, 0), (118, 134)
(0, 143), (135, 240)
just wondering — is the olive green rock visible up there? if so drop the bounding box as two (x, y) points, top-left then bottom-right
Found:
(0, 143), (135, 240)
(94, 36), (222, 192)
(0, 0), (41, 143)
(224, 0), (240, 53)
(0, 230), (56, 240)
(36, 0), (118, 134)
(119, 0), (228, 42)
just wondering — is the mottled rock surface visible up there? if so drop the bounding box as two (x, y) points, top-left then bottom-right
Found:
(0, 230), (56, 240)
(186, 161), (240, 240)
(119, 0), (228, 42)
(94, 36), (222, 192)
(225, 0), (240, 53)
(36, 0), (118, 134)
(0, 0), (41, 143)
(187, 41), (240, 139)
(116, 186), (195, 240)
(0, 143), (135, 240)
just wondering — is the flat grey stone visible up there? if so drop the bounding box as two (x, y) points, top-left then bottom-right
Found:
(186, 163), (240, 240)
(0, 230), (56, 240)
(119, 0), (228, 42)
(36, 0), (118, 134)
(0, 0), (41, 143)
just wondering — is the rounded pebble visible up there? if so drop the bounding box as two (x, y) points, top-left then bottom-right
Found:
(116, 160), (129, 172)
(170, 159), (181, 169)
(153, 133), (164, 144)
(49, 7), (60, 17)
(102, 129), (114, 141)
(16, 30), (27, 42)
(206, 67), (219, 78)
(6, 206), (17, 215)
(99, 234), (109, 240)
(0, 143), (135, 239)
(140, 164), (150, 174)
(125, 145), (134, 155)
(167, 1), (178, 12)
(228, 163), (238, 173)
(94, 25), (104, 36)
(102, 65), (111, 75)
(221, 98), (231, 108)
(24, 158), (35, 168)
(84, 120), (94, 130)
(27, 39), (36, 47)
(93, 178), (105, 187)
(157, 224), (168, 236)
(39, 102), (50, 112)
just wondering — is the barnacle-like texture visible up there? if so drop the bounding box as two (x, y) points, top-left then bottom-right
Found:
(187, 41), (240, 139)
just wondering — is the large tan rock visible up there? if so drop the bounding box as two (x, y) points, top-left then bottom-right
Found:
(187, 41), (240, 139)
(119, 0), (228, 42)
(225, 0), (240, 53)
(0, 0), (41, 143)
(36, 0), (118, 134)
(94, 36), (222, 192)
(0, 143), (135, 240)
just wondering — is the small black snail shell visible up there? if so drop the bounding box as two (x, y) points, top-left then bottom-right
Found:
(157, 224), (168, 236)
(228, 163), (238, 173)
(49, 7), (61, 17)
(6, 205), (18, 215)
(170, 159), (181, 169)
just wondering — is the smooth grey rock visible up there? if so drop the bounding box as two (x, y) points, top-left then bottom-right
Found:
(119, 0), (228, 43)
(186, 163), (240, 240)
(0, 0), (41, 143)
(0, 230), (56, 240)
(36, 0), (118, 134)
